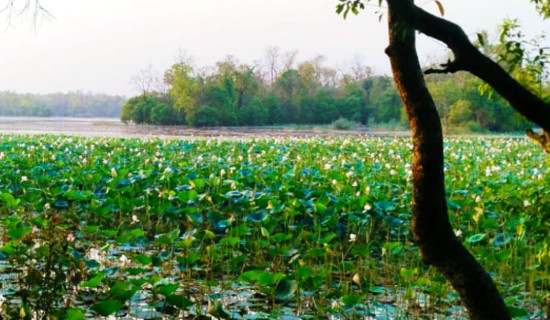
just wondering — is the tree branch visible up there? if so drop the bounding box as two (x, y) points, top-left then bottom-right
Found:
(385, 1), (511, 318)
(423, 59), (463, 75)
(1, 0), (54, 28)
(390, 1), (550, 133)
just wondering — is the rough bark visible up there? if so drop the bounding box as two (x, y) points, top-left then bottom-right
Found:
(385, 0), (511, 319)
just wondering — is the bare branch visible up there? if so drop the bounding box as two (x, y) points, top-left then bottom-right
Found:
(1, 0), (54, 30)
(264, 46), (280, 85)
(281, 49), (299, 71)
(173, 48), (194, 67)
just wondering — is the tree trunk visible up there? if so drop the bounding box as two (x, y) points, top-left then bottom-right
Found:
(385, 0), (510, 318)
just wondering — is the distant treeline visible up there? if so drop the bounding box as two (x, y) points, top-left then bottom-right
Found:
(122, 54), (403, 128)
(0, 91), (126, 117)
(121, 49), (531, 132)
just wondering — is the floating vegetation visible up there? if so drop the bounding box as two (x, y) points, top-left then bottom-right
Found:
(0, 134), (546, 319)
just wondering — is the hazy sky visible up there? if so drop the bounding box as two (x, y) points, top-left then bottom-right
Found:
(0, 0), (547, 97)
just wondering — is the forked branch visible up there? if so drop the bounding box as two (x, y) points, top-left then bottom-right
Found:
(1, 0), (53, 27)
(388, 1), (550, 136)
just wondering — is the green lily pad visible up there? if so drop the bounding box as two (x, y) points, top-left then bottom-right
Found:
(274, 279), (297, 301)
(91, 299), (124, 316)
(247, 211), (268, 222)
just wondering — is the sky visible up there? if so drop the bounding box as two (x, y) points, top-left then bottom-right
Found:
(0, 0), (547, 97)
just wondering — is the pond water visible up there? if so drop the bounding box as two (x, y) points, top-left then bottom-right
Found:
(0, 116), (378, 139)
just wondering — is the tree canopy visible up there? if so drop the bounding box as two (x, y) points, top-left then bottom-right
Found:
(121, 50), (529, 132)
(0, 91), (125, 117)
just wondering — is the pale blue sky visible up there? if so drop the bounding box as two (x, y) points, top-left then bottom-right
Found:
(0, 0), (546, 97)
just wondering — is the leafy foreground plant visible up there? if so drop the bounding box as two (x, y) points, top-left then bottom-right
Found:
(0, 134), (546, 319)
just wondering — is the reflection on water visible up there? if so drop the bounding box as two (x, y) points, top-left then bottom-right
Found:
(0, 116), (375, 138)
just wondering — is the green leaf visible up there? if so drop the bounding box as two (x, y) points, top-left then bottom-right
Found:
(147, 275), (162, 285)
(110, 282), (139, 301)
(219, 236), (240, 246)
(116, 233), (132, 244)
(506, 305), (529, 317)
(158, 283), (179, 296)
(166, 294), (194, 309)
(169, 228), (181, 240)
(400, 267), (418, 278)
(53, 200), (70, 209)
(298, 267), (314, 279)
(314, 202), (327, 214)
(63, 190), (90, 201)
(271, 233), (292, 243)
(155, 228), (180, 245)
(238, 270), (264, 283)
(492, 233), (511, 247)
(260, 227), (270, 238)
(274, 279), (297, 301)
(209, 300), (230, 320)
(65, 308), (86, 320)
(467, 233), (486, 244)
(91, 300), (124, 316)
(81, 273), (105, 288)
(102, 229), (117, 237)
(191, 178), (206, 191)
(7, 227), (32, 240)
(84, 259), (101, 269)
(179, 189), (199, 201)
(447, 200), (461, 209)
(156, 234), (172, 245)
(83, 225), (99, 233)
(340, 262), (355, 272)
(130, 228), (145, 238)
(369, 286), (385, 294)
(246, 211), (268, 222)
(0, 193), (18, 208)
(342, 294), (361, 306)
(70, 250), (83, 260)
(133, 253), (152, 265)
(225, 190), (242, 198)
(257, 272), (275, 286)
(496, 250), (511, 262)
(374, 199), (395, 212)
(109, 281), (130, 296)
(125, 267), (147, 275)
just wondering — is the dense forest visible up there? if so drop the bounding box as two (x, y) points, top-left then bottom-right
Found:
(121, 47), (533, 132)
(0, 91), (126, 117)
